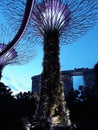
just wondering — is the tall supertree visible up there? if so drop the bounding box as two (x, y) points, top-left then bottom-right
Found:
(31, 0), (98, 127)
(1, 0), (98, 128)
(0, 24), (35, 80)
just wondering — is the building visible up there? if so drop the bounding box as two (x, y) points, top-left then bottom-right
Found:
(31, 68), (95, 96)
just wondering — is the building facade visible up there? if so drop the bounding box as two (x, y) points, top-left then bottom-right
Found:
(31, 68), (95, 96)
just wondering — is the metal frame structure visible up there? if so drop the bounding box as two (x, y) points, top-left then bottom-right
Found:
(0, 0), (35, 57)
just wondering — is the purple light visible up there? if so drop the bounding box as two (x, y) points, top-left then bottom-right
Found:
(2, 0), (98, 45)
(32, 0), (71, 35)
(0, 44), (17, 65)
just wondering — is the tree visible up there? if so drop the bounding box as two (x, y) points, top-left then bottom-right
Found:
(0, 82), (16, 130)
(15, 91), (37, 117)
(0, 82), (38, 130)
(66, 86), (98, 130)
(94, 62), (98, 96)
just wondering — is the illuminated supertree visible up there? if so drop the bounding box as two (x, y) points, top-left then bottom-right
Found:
(1, 0), (98, 128)
(0, 0), (35, 80)
(0, 0), (34, 56)
(31, 0), (98, 127)
(0, 43), (17, 79)
(0, 24), (35, 80)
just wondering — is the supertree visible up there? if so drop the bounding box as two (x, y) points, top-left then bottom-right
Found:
(0, 43), (17, 79)
(1, 0), (98, 128)
(0, 0), (34, 56)
(0, 0), (35, 80)
(0, 24), (35, 80)
(31, 0), (98, 127)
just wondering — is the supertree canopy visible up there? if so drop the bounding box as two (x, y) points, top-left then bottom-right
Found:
(1, 0), (98, 128)
(31, 0), (98, 44)
(0, 43), (17, 65)
(32, 0), (71, 35)
(0, 43), (17, 79)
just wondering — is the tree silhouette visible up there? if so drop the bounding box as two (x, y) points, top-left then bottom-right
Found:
(94, 62), (98, 96)
(0, 82), (16, 130)
(1, 0), (98, 128)
(0, 82), (38, 130)
(15, 91), (37, 117)
(66, 85), (98, 130)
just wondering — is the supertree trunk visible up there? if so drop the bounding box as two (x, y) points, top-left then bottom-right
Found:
(37, 30), (69, 127)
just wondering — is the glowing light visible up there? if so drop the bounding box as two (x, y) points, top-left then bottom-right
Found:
(0, 44), (17, 65)
(32, 0), (71, 35)
(51, 116), (58, 126)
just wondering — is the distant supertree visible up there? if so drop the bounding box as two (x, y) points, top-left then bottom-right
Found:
(0, 43), (17, 79)
(0, 0), (35, 80)
(0, 24), (35, 80)
(0, 0), (34, 56)
(1, 0), (98, 128)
